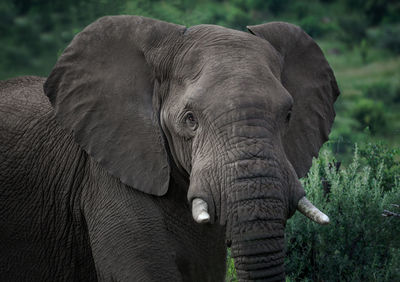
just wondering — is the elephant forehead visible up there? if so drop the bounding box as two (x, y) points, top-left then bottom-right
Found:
(175, 24), (282, 81)
(184, 70), (292, 119)
(170, 24), (292, 121)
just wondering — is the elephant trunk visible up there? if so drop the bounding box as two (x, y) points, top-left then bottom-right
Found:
(229, 194), (286, 281)
(225, 156), (290, 281)
(231, 235), (285, 281)
(187, 116), (329, 280)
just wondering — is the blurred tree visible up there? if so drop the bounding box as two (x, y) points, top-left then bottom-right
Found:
(344, 0), (399, 25)
(351, 98), (387, 135)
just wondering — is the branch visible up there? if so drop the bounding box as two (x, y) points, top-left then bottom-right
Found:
(382, 204), (400, 218)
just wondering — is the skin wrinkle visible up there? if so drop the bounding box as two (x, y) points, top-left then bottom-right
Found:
(222, 137), (290, 247)
(2, 77), (94, 278)
(172, 25), (282, 86)
(233, 236), (285, 251)
(189, 131), (222, 220)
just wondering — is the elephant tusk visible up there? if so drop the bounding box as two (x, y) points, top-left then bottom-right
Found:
(297, 197), (330, 225)
(192, 198), (210, 223)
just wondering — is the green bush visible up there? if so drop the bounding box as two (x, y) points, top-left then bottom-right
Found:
(337, 15), (367, 46)
(226, 145), (400, 281)
(344, 0), (396, 26)
(363, 82), (396, 104)
(359, 142), (400, 192)
(378, 24), (400, 54)
(299, 16), (324, 38)
(299, 16), (338, 38)
(285, 146), (400, 281)
(0, 0), (125, 79)
(351, 98), (387, 135)
(225, 248), (237, 282)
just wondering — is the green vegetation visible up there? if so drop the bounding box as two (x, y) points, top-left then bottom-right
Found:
(1, 1), (399, 280)
(285, 144), (400, 281)
(227, 143), (400, 281)
(319, 38), (400, 154)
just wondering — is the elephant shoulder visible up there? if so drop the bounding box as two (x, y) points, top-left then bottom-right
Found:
(0, 76), (53, 132)
(0, 76), (50, 113)
(0, 76), (64, 170)
(0, 76), (85, 199)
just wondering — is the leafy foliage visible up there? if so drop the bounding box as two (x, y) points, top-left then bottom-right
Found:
(378, 24), (400, 54)
(337, 15), (367, 47)
(225, 249), (237, 282)
(226, 144), (400, 281)
(285, 146), (400, 281)
(364, 82), (395, 103)
(0, 0), (125, 78)
(1, 0), (399, 80)
(359, 142), (400, 192)
(350, 98), (387, 135)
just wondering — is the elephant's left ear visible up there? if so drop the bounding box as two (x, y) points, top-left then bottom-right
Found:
(247, 22), (340, 178)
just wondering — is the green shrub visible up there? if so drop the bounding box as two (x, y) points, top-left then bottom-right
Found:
(351, 98), (387, 135)
(344, 0), (395, 26)
(329, 117), (363, 151)
(359, 142), (400, 192)
(225, 249), (237, 282)
(337, 15), (367, 46)
(285, 146), (400, 281)
(364, 82), (393, 103)
(361, 82), (400, 110)
(226, 145), (400, 281)
(300, 16), (324, 38)
(359, 39), (368, 64)
(299, 16), (338, 38)
(393, 84), (400, 104)
(378, 24), (400, 54)
(232, 0), (289, 15)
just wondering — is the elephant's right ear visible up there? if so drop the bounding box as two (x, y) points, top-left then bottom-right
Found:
(44, 16), (185, 196)
(247, 22), (339, 179)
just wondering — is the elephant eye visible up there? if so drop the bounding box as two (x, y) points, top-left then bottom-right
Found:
(184, 111), (198, 130)
(286, 110), (292, 123)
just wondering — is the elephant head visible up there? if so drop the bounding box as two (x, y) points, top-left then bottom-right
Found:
(44, 16), (339, 281)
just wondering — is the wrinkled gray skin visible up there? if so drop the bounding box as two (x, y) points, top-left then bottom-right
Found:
(0, 16), (339, 281)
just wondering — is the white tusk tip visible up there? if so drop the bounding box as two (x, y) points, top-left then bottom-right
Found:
(196, 211), (210, 223)
(192, 198), (210, 224)
(297, 197), (330, 225)
(319, 214), (330, 225)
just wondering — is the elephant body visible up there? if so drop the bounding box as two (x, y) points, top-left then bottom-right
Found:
(1, 16), (339, 281)
(0, 77), (226, 281)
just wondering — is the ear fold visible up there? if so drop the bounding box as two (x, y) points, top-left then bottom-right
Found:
(247, 22), (340, 178)
(44, 16), (185, 195)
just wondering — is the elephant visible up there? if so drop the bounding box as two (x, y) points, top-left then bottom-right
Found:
(0, 15), (339, 281)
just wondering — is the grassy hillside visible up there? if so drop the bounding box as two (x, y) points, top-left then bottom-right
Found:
(317, 40), (400, 156)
